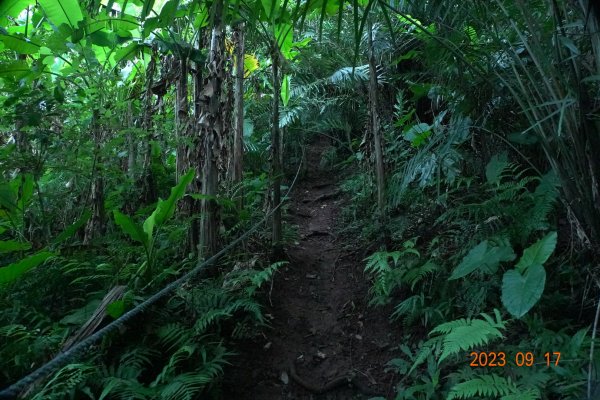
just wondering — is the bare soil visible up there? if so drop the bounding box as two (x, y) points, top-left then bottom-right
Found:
(222, 137), (401, 399)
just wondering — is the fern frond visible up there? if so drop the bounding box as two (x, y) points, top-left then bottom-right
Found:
(32, 363), (96, 400)
(157, 323), (192, 352)
(431, 317), (505, 363)
(391, 294), (424, 323)
(160, 372), (211, 400)
(447, 374), (518, 399)
(403, 261), (439, 290)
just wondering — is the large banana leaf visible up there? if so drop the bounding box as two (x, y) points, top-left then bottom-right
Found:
(0, 0), (34, 26)
(38, 0), (84, 28)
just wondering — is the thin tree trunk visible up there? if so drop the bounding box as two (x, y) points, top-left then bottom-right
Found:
(232, 23), (245, 207)
(199, 0), (225, 258)
(271, 43), (282, 248)
(368, 19), (386, 223)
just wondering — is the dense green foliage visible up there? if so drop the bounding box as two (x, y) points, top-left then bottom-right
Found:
(1, 0), (600, 398)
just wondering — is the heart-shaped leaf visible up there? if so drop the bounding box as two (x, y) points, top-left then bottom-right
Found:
(501, 264), (546, 318)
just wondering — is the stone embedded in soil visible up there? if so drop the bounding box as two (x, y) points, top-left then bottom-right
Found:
(280, 371), (289, 384)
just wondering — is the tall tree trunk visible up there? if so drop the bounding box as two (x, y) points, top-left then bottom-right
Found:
(232, 23), (245, 200)
(84, 110), (106, 244)
(141, 53), (157, 203)
(367, 19), (386, 224)
(271, 43), (282, 248)
(126, 101), (136, 180)
(184, 33), (205, 255)
(176, 57), (190, 183)
(198, 0), (225, 258)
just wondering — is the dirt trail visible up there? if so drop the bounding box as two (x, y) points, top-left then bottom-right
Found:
(223, 138), (400, 399)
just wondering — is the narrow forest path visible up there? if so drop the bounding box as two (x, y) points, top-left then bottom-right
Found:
(223, 138), (400, 399)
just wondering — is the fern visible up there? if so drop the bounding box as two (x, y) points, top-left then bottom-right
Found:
(160, 372), (212, 400)
(447, 373), (541, 400)
(391, 294), (424, 324)
(431, 311), (506, 363)
(447, 374), (520, 399)
(247, 261), (287, 296)
(404, 260), (439, 290)
(157, 323), (192, 352)
(32, 363), (96, 400)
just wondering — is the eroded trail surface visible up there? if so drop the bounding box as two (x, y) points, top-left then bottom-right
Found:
(224, 139), (400, 399)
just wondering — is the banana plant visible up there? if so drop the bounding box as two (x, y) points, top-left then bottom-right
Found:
(113, 169), (194, 280)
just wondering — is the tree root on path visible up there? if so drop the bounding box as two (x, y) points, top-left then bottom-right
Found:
(288, 360), (383, 397)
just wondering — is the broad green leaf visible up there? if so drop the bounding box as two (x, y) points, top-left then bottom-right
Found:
(0, 61), (31, 79)
(0, 34), (41, 55)
(482, 244), (516, 273)
(0, 240), (31, 253)
(261, 0), (279, 20)
(449, 240), (515, 280)
(501, 264), (546, 318)
(39, 0), (84, 29)
(274, 23), (293, 59)
(0, 251), (53, 286)
(142, 209), (156, 244)
(516, 232), (557, 272)
(141, 0), (155, 20)
(52, 210), (92, 246)
(106, 300), (125, 318)
(111, 15), (140, 31)
(17, 174), (34, 211)
(114, 42), (143, 64)
(0, 183), (17, 213)
(281, 74), (291, 106)
(403, 122), (431, 147)
(157, 0), (179, 26)
(449, 241), (487, 280)
(0, 0), (35, 26)
(113, 210), (146, 245)
(155, 169), (194, 225)
(89, 30), (116, 47)
(485, 153), (509, 185)
(193, 5), (209, 29)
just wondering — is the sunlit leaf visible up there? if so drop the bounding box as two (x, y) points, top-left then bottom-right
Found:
(0, 61), (31, 79)
(39, 0), (84, 29)
(0, 34), (40, 54)
(244, 54), (259, 77)
(0, 0), (35, 26)
(274, 23), (293, 59)
(281, 74), (291, 106)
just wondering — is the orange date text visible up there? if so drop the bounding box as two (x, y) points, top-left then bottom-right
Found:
(469, 351), (560, 367)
